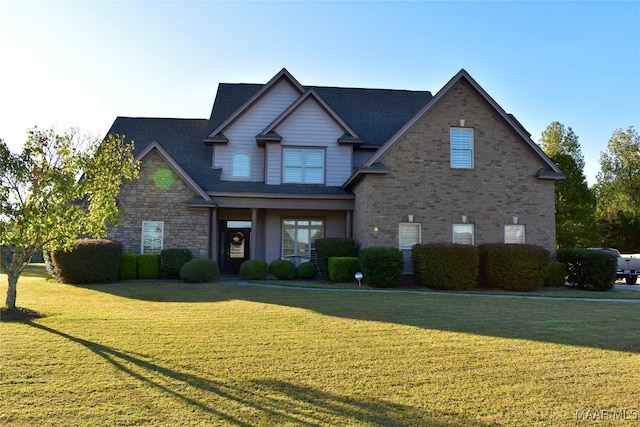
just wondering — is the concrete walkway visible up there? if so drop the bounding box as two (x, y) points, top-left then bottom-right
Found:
(221, 278), (640, 303)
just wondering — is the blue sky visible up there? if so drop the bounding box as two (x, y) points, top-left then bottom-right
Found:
(1, 1), (638, 185)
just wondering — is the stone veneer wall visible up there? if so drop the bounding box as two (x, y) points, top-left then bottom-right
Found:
(352, 78), (557, 253)
(108, 150), (210, 258)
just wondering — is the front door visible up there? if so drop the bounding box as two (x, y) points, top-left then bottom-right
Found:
(221, 227), (251, 274)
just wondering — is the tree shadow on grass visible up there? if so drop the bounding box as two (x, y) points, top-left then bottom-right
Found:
(25, 321), (490, 427)
(73, 280), (640, 354)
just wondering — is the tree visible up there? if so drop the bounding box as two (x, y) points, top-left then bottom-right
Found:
(0, 128), (139, 310)
(595, 126), (640, 251)
(540, 122), (600, 248)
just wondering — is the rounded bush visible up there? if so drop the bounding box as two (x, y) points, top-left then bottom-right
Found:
(557, 248), (616, 291)
(120, 253), (138, 280)
(180, 258), (220, 283)
(269, 259), (296, 280)
(138, 254), (160, 280)
(328, 257), (359, 283)
(484, 244), (550, 291)
(297, 262), (317, 280)
(412, 243), (479, 291)
(239, 259), (268, 280)
(160, 248), (193, 279)
(359, 246), (404, 288)
(50, 239), (122, 284)
(544, 262), (566, 287)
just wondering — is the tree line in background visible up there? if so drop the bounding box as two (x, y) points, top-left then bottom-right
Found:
(540, 122), (640, 252)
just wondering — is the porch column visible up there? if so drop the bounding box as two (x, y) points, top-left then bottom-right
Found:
(250, 208), (258, 259)
(210, 208), (218, 261)
(345, 210), (352, 239)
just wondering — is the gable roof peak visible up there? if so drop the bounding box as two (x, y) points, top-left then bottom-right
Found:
(204, 67), (305, 141)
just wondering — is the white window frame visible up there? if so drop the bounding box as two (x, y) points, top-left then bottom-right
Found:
(231, 152), (251, 179)
(141, 221), (164, 254)
(281, 219), (324, 262)
(282, 148), (325, 184)
(504, 224), (526, 244)
(450, 127), (474, 169)
(399, 222), (422, 274)
(452, 223), (474, 245)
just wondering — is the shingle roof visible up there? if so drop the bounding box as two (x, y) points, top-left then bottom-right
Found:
(107, 78), (434, 194)
(106, 117), (218, 188)
(206, 83), (433, 148)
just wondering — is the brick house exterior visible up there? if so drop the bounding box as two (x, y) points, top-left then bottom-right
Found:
(106, 69), (563, 273)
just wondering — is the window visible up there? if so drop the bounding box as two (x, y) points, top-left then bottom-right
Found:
(399, 222), (421, 274)
(142, 221), (164, 254)
(232, 153), (250, 178)
(504, 225), (525, 244)
(282, 219), (324, 262)
(283, 148), (324, 184)
(450, 128), (474, 168)
(452, 223), (474, 245)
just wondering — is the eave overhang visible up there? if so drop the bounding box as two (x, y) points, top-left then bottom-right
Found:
(203, 133), (229, 145)
(205, 68), (305, 142)
(535, 169), (566, 180)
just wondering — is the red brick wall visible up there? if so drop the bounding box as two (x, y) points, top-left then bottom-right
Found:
(352, 79), (557, 253)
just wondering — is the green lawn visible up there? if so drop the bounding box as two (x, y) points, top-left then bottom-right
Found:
(1, 265), (639, 426)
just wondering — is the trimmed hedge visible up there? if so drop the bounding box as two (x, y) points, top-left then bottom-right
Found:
(557, 248), (616, 291)
(120, 254), (138, 280)
(297, 262), (317, 280)
(161, 248), (193, 279)
(239, 259), (269, 280)
(138, 254), (160, 280)
(359, 246), (403, 288)
(51, 239), (122, 284)
(328, 257), (359, 283)
(269, 259), (296, 280)
(483, 244), (550, 291)
(412, 243), (478, 290)
(316, 238), (356, 278)
(544, 262), (566, 287)
(180, 258), (220, 283)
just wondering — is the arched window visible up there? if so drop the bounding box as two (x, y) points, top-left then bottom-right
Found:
(232, 153), (250, 178)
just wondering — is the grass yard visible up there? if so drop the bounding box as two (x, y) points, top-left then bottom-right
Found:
(1, 266), (639, 426)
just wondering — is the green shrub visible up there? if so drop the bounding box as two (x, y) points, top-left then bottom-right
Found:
(50, 239), (122, 284)
(412, 243), (478, 290)
(239, 259), (269, 280)
(359, 246), (403, 288)
(180, 258), (220, 283)
(557, 248), (616, 291)
(120, 253), (138, 280)
(160, 248), (193, 279)
(328, 257), (359, 283)
(297, 262), (317, 280)
(137, 254), (160, 280)
(269, 259), (296, 280)
(544, 262), (566, 287)
(316, 238), (356, 278)
(483, 244), (550, 291)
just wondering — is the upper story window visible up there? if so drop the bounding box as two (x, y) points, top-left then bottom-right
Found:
(232, 153), (250, 178)
(283, 148), (324, 184)
(450, 128), (474, 169)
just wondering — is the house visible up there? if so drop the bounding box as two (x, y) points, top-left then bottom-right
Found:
(106, 68), (564, 274)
